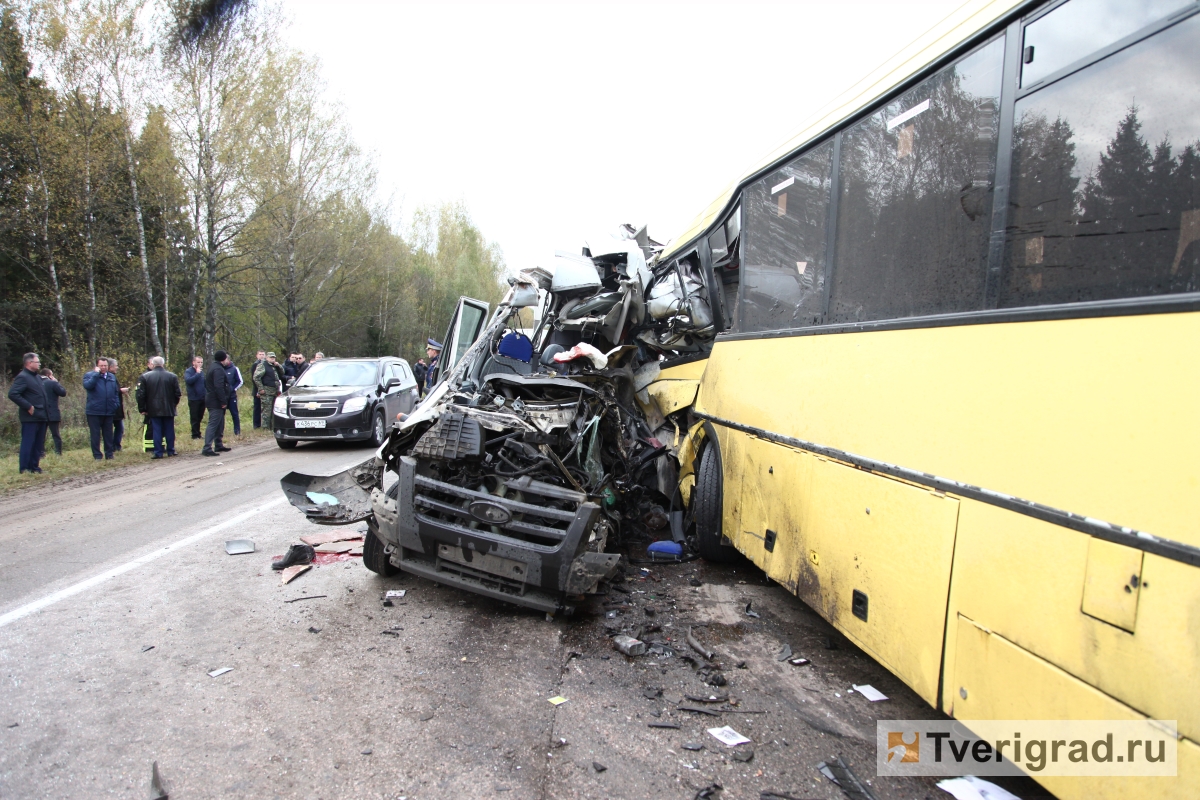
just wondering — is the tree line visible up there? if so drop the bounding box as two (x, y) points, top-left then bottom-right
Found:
(0, 0), (505, 381)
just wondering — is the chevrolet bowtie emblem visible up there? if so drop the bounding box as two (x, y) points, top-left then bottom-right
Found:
(305, 402), (318, 410)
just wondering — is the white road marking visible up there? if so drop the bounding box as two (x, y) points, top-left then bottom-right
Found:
(0, 497), (287, 629)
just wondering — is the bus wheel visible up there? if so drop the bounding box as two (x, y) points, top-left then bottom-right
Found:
(695, 442), (737, 563)
(363, 519), (400, 576)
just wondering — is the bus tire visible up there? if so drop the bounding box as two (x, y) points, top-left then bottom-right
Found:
(695, 441), (737, 563)
(363, 520), (399, 576)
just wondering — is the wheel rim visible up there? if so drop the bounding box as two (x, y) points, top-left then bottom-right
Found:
(374, 415), (384, 442)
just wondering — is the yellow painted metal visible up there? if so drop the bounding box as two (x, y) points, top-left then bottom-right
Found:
(660, 0), (1025, 260)
(946, 500), (1199, 741)
(733, 434), (960, 705)
(658, 358), (709, 381)
(1081, 538), (1144, 632)
(950, 615), (1199, 800)
(697, 312), (1200, 547)
(647, 380), (699, 418)
(676, 420), (708, 506)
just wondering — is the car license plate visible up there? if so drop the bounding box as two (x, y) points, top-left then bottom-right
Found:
(295, 419), (326, 429)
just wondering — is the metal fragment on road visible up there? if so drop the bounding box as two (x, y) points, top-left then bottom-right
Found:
(613, 635), (646, 656)
(687, 626), (714, 660)
(547, 696), (568, 706)
(851, 683), (887, 701)
(140, 645), (155, 653)
(207, 667), (233, 678)
(283, 594), (327, 603)
(224, 539), (255, 555)
(648, 721), (680, 729)
(149, 760), (168, 800)
(776, 643), (792, 661)
(817, 756), (878, 800)
(592, 761), (607, 772)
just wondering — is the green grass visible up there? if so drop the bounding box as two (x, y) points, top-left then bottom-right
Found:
(0, 393), (270, 495)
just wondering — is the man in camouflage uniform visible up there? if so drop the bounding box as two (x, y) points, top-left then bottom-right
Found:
(253, 352), (285, 424)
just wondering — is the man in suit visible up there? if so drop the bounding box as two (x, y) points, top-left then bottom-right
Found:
(37, 368), (66, 458)
(7, 353), (47, 474)
(136, 356), (182, 459)
(202, 350), (233, 457)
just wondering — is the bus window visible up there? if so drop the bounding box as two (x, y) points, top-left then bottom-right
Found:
(829, 36), (1004, 324)
(741, 140), (834, 332)
(1002, 11), (1200, 307)
(710, 206), (741, 331)
(1020, 0), (1192, 88)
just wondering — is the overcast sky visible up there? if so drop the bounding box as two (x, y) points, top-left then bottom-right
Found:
(283, 0), (965, 273)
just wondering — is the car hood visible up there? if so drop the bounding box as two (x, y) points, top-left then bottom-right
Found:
(287, 385), (371, 401)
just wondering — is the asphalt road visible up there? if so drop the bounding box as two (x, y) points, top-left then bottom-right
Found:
(0, 440), (1052, 799)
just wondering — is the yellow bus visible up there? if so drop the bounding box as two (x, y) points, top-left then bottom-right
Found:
(663, 1), (1200, 797)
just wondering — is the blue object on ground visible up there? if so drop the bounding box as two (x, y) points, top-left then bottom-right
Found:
(648, 540), (683, 557)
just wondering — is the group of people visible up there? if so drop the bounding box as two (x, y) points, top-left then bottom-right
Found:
(6, 348), (282, 474)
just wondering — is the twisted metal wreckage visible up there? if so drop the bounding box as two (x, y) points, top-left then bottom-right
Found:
(281, 227), (719, 614)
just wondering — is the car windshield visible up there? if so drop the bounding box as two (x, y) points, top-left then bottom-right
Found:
(294, 361), (377, 388)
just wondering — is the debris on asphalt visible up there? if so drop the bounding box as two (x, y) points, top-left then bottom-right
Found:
(745, 601), (761, 619)
(548, 696), (568, 706)
(419, 712), (434, 721)
(149, 760), (168, 800)
(592, 761), (607, 773)
(380, 630), (400, 637)
(614, 635), (647, 656)
(140, 645), (155, 653)
(698, 667), (727, 687)
(788, 657), (810, 666)
(693, 782), (723, 798)
(731, 747), (755, 763)
(360, 749), (372, 756)
(824, 636), (839, 650)
(385, 590), (407, 599)
(647, 540), (684, 560)
(207, 667), (233, 678)
(272, 543), (315, 571)
(760, 792), (809, 800)
(678, 705), (720, 716)
(687, 627), (714, 660)
(736, 660), (747, 669)
(685, 693), (728, 704)
(308, 627), (321, 634)
(6, 722), (18, 728)
(776, 643), (793, 661)
(279, 563), (312, 585)
(313, 541), (358, 554)
(936, 776), (1020, 800)
(707, 726), (752, 747)
(299, 530), (363, 547)
(224, 539), (255, 555)
(851, 684), (888, 701)
(817, 756), (878, 800)
(283, 594), (327, 603)
(648, 722), (680, 729)
(682, 742), (703, 751)
(643, 687), (663, 700)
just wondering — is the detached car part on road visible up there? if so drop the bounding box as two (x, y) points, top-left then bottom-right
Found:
(281, 227), (722, 614)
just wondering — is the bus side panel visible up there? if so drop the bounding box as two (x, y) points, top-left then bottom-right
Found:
(945, 499), (1200, 741)
(735, 433), (960, 707)
(950, 614), (1198, 800)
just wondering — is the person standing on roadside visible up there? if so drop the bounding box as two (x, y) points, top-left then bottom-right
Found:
(7, 353), (47, 474)
(424, 339), (443, 389)
(136, 356), (181, 459)
(223, 356), (244, 436)
(105, 358), (130, 452)
(413, 357), (427, 396)
(38, 368), (66, 458)
(253, 351), (284, 427)
(83, 357), (121, 460)
(250, 350), (266, 428)
(184, 356), (206, 439)
(312, 352), (324, 362)
(203, 350), (233, 457)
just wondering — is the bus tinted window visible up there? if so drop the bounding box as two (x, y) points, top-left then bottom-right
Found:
(830, 37), (1004, 324)
(1021, 0), (1191, 88)
(1002, 15), (1200, 307)
(741, 141), (834, 331)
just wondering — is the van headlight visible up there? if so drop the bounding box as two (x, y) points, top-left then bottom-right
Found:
(273, 396), (288, 416)
(342, 397), (367, 414)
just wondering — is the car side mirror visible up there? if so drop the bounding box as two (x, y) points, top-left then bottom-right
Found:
(384, 377), (401, 391)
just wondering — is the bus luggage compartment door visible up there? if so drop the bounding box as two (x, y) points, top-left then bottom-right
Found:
(738, 434), (960, 706)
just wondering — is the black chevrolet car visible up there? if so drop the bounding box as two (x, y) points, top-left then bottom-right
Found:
(272, 357), (419, 449)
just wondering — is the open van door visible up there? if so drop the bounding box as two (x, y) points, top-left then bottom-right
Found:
(432, 297), (490, 388)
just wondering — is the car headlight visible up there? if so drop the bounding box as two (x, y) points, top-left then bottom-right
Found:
(342, 397), (367, 414)
(273, 396), (288, 415)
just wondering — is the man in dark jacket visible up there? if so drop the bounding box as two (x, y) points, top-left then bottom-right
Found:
(7, 353), (47, 474)
(184, 356), (206, 439)
(106, 358), (130, 452)
(38, 368), (66, 458)
(250, 350), (266, 428)
(83, 357), (121, 460)
(203, 350), (233, 456)
(136, 356), (182, 459)
(413, 358), (427, 396)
